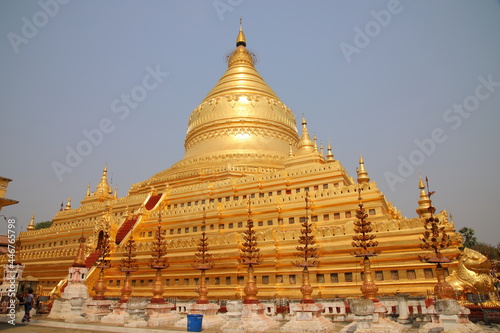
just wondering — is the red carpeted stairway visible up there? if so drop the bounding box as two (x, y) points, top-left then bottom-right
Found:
(145, 194), (162, 210)
(85, 250), (101, 269)
(115, 218), (138, 244)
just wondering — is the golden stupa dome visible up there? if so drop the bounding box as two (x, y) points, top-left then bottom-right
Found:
(152, 25), (299, 181)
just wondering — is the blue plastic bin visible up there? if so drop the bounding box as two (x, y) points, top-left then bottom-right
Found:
(187, 314), (203, 332)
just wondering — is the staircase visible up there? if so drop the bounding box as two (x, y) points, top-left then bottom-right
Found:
(115, 218), (138, 244)
(145, 194), (162, 210)
(85, 250), (101, 269)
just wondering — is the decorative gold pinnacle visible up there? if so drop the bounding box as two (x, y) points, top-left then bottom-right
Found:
(149, 211), (169, 304)
(193, 208), (215, 304)
(418, 177), (455, 299)
(351, 188), (380, 300)
(93, 226), (111, 300)
(239, 201), (262, 266)
(292, 192), (319, 303)
(72, 231), (86, 268)
(292, 192), (319, 268)
(352, 189), (379, 257)
(119, 236), (138, 303)
(239, 201), (262, 304)
(149, 212), (169, 270)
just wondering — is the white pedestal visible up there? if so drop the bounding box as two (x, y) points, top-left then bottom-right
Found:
(239, 302), (279, 332)
(124, 298), (149, 328)
(147, 302), (180, 327)
(281, 303), (338, 333)
(100, 301), (128, 325)
(47, 298), (71, 320)
(84, 299), (114, 323)
(221, 301), (246, 333)
(175, 302), (226, 330)
(64, 297), (87, 323)
(419, 300), (484, 333)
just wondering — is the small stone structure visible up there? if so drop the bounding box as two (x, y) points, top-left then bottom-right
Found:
(419, 299), (484, 333)
(221, 300), (246, 333)
(281, 302), (338, 332)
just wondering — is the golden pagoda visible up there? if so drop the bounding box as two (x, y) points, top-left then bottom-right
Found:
(2, 25), (463, 301)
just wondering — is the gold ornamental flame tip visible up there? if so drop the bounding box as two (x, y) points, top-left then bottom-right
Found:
(236, 18), (246, 47)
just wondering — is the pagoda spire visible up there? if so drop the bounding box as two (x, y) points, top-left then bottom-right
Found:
(65, 196), (72, 210)
(416, 174), (432, 218)
(86, 183), (91, 197)
(27, 214), (35, 231)
(356, 154), (370, 184)
(296, 116), (315, 154)
(95, 165), (111, 196)
(236, 17), (246, 47)
(326, 143), (335, 161)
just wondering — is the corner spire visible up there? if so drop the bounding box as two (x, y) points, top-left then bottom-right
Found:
(296, 116), (314, 153)
(356, 154), (370, 184)
(236, 17), (246, 47)
(27, 214), (35, 231)
(95, 165), (111, 196)
(416, 173), (432, 218)
(326, 143), (335, 162)
(65, 196), (72, 210)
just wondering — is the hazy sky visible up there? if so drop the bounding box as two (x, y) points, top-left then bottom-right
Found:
(1, 1), (499, 246)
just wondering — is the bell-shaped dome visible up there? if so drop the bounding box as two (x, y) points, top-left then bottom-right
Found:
(156, 25), (299, 179)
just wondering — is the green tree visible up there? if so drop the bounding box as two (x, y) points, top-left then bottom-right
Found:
(35, 220), (53, 230)
(458, 227), (477, 248)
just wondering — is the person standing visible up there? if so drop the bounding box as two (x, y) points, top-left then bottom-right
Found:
(21, 288), (34, 323)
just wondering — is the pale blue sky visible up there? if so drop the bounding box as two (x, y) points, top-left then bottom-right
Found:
(1, 1), (499, 246)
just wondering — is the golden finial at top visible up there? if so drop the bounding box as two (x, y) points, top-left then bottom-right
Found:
(65, 196), (72, 210)
(356, 153), (370, 184)
(27, 214), (35, 231)
(236, 17), (246, 47)
(416, 172), (432, 218)
(326, 143), (335, 161)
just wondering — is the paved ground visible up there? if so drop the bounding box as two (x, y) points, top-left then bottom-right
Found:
(1, 315), (499, 332)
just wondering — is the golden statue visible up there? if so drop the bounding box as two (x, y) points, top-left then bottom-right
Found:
(446, 248), (499, 304)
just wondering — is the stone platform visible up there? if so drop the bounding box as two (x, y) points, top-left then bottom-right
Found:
(2, 313), (500, 332)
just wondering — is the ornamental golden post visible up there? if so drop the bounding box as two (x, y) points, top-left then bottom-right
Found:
(93, 228), (111, 300)
(192, 208), (214, 304)
(418, 177), (455, 299)
(118, 236), (138, 303)
(239, 201), (262, 304)
(351, 187), (380, 300)
(292, 191), (319, 304)
(149, 211), (169, 304)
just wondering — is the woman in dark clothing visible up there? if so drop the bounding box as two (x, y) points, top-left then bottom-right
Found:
(21, 288), (34, 323)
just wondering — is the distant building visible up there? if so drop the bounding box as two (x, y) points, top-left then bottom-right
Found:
(0, 177), (18, 213)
